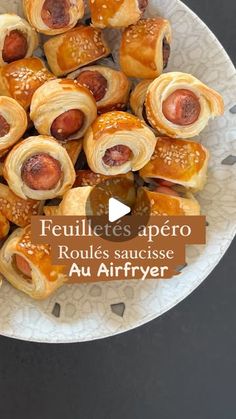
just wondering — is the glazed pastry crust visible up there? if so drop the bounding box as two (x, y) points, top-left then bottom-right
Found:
(120, 18), (172, 79)
(89, 0), (145, 29)
(68, 65), (131, 114)
(0, 97), (28, 156)
(23, 0), (84, 35)
(145, 72), (224, 138)
(130, 79), (152, 121)
(61, 139), (83, 166)
(44, 26), (111, 76)
(0, 226), (67, 300)
(3, 135), (76, 200)
(30, 79), (97, 140)
(0, 212), (10, 239)
(140, 137), (210, 191)
(0, 57), (54, 110)
(133, 187), (201, 216)
(83, 111), (157, 175)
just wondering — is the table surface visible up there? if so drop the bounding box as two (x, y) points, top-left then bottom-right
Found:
(0, 1), (236, 418)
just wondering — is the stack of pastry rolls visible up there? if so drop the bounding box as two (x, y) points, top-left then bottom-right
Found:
(0, 1), (224, 299)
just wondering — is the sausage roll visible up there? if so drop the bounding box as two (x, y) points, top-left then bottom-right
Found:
(0, 226), (67, 300)
(0, 14), (38, 66)
(0, 97), (28, 157)
(0, 57), (54, 110)
(0, 212), (10, 239)
(44, 25), (111, 77)
(130, 79), (152, 122)
(133, 187), (200, 216)
(30, 79), (97, 141)
(120, 18), (172, 79)
(3, 135), (76, 201)
(61, 139), (83, 166)
(0, 183), (42, 227)
(140, 137), (209, 191)
(89, 0), (148, 29)
(68, 65), (131, 114)
(83, 111), (157, 175)
(145, 72), (224, 138)
(23, 0), (84, 36)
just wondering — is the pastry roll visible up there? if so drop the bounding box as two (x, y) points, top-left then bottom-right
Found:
(23, 0), (84, 36)
(133, 187), (200, 216)
(0, 57), (54, 110)
(61, 139), (83, 166)
(0, 97), (28, 157)
(130, 79), (152, 122)
(145, 72), (224, 138)
(120, 18), (172, 79)
(3, 135), (76, 200)
(0, 226), (67, 300)
(0, 212), (10, 239)
(140, 137), (209, 191)
(44, 25), (111, 77)
(0, 14), (38, 65)
(89, 0), (148, 29)
(0, 183), (42, 227)
(68, 65), (131, 114)
(30, 79), (97, 141)
(83, 111), (157, 175)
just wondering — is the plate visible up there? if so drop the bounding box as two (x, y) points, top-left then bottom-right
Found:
(0, 0), (235, 343)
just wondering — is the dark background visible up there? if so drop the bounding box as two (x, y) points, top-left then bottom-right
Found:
(0, 1), (236, 418)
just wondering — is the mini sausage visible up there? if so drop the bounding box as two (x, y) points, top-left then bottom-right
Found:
(76, 71), (108, 102)
(138, 0), (149, 12)
(163, 38), (171, 69)
(103, 145), (132, 167)
(162, 89), (201, 126)
(155, 186), (180, 197)
(41, 0), (70, 29)
(21, 153), (62, 190)
(157, 179), (176, 187)
(15, 254), (32, 278)
(0, 114), (10, 137)
(2, 30), (28, 63)
(51, 109), (85, 141)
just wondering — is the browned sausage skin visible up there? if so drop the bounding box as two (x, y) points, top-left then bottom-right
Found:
(41, 0), (70, 29)
(163, 37), (170, 69)
(138, 0), (149, 13)
(51, 109), (85, 141)
(0, 115), (10, 137)
(21, 153), (62, 190)
(76, 71), (108, 102)
(15, 254), (32, 279)
(102, 145), (132, 167)
(2, 30), (28, 63)
(162, 89), (201, 126)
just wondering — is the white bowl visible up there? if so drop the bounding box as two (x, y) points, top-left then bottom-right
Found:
(0, 0), (235, 343)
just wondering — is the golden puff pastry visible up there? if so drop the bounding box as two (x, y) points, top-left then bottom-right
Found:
(0, 226), (67, 300)
(44, 25), (110, 77)
(0, 212), (10, 239)
(61, 139), (83, 166)
(30, 79), (97, 141)
(68, 65), (131, 114)
(0, 57), (55, 110)
(0, 13), (38, 66)
(0, 97), (28, 157)
(3, 135), (76, 201)
(133, 187), (200, 216)
(130, 79), (152, 122)
(120, 18), (172, 79)
(23, 0), (84, 36)
(145, 72), (224, 138)
(89, 0), (148, 29)
(83, 111), (157, 176)
(140, 137), (210, 192)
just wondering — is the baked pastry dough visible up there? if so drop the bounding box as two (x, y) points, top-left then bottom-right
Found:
(0, 183), (42, 227)
(0, 97), (28, 157)
(89, 0), (148, 29)
(130, 79), (152, 122)
(30, 79), (97, 141)
(140, 137), (209, 191)
(0, 57), (54, 110)
(145, 72), (224, 138)
(0, 14), (38, 65)
(120, 18), (172, 79)
(23, 0), (84, 36)
(68, 65), (131, 114)
(61, 139), (83, 166)
(83, 111), (157, 175)
(0, 226), (67, 300)
(0, 212), (10, 239)
(133, 187), (200, 216)
(3, 135), (76, 200)
(44, 25), (111, 76)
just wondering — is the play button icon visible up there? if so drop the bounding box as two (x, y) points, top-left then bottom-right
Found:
(108, 198), (131, 223)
